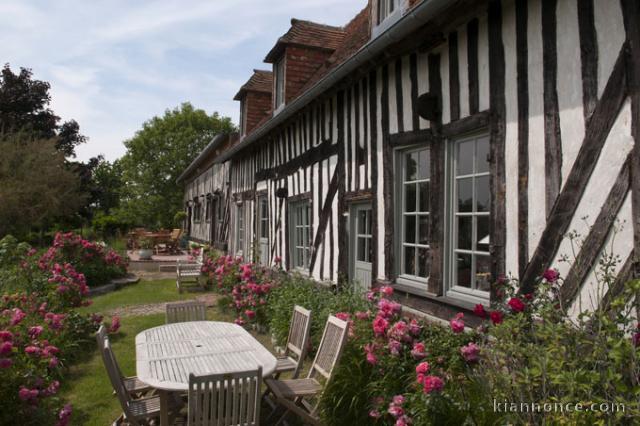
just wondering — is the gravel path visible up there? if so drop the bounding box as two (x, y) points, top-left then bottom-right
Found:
(105, 293), (219, 318)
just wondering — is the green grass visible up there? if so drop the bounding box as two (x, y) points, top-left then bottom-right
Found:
(80, 279), (199, 314)
(62, 279), (277, 425)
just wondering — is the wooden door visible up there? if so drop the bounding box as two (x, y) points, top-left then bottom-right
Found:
(350, 203), (373, 290)
(257, 196), (270, 266)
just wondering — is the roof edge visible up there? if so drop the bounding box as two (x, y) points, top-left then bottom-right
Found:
(177, 132), (235, 183)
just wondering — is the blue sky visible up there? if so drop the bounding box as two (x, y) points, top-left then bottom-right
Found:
(0, 0), (366, 161)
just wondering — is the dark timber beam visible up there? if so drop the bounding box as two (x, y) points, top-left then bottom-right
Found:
(516, 0), (529, 278)
(542, 0), (563, 218)
(309, 168), (339, 272)
(578, 0), (598, 122)
(520, 45), (629, 294)
(441, 110), (490, 137)
(621, 0), (640, 279)
(389, 129), (435, 147)
(488, 0), (507, 287)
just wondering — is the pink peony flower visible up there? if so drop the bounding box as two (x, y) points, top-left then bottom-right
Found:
(25, 346), (41, 356)
(108, 316), (120, 333)
(460, 342), (480, 362)
(387, 404), (404, 418)
(388, 339), (402, 356)
(422, 375), (444, 394)
(366, 351), (378, 365)
(0, 358), (12, 368)
(489, 311), (503, 325)
(49, 356), (60, 368)
(388, 320), (408, 341)
(368, 410), (381, 419)
(234, 317), (245, 326)
(408, 319), (421, 336)
(56, 404), (73, 426)
(450, 313), (465, 333)
(410, 342), (426, 360)
(355, 311), (370, 321)
(543, 268), (559, 283)
(507, 297), (526, 313)
(392, 395), (405, 405)
(0, 341), (13, 355)
(244, 310), (256, 320)
(28, 326), (44, 339)
(473, 304), (487, 318)
(10, 308), (26, 326)
(633, 331), (640, 347)
(335, 312), (350, 322)
(0, 330), (13, 342)
(416, 361), (430, 375)
(373, 316), (389, 337)
(395, 416), (412, 426)
(380, 286), (394, 297)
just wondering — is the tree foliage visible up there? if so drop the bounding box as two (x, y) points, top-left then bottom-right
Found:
(117, 102), (234, 228)
(0, 133), (86, 237)
(0, 64), (86, 158)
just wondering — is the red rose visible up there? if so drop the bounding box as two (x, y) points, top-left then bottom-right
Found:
(507, 297), (526, 313)
(473, 304), (487, 318)
(489, 311), (503, 325)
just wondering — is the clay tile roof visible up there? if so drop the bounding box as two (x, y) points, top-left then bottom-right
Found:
(300, 6), (371, 93)
(264, 18), (347, 63)
(234, 69), (273, 100)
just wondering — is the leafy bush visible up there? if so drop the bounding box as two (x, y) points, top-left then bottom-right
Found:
(91, 212), (129, 238)
(0, 234), (120, 425)
(38, 232), (127, 287)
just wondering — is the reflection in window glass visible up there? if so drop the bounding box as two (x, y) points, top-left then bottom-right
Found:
(452, 135), (491, 293)
(400, 147), (430, 280)
(291, 201), (311, 270)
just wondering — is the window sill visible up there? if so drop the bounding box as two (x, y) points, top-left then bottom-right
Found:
(392, 281), (489, 312)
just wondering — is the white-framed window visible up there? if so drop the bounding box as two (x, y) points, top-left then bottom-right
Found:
(396, 147), (431, 285)
(236, 203), (245, 254)
(447, 133), (491, 301)
(259, 197), (269, 239)
(289, 200), (311, 271)
(373, 0), (403, 38)
(193, 198), (202, 223)
(274, 58), (285, 110)
(216, 196), (224, 241)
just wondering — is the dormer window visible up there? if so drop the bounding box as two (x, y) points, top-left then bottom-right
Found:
(274, 58), (285, 110)
(377, 0), (396, 25)
(373, 0), (403, 38)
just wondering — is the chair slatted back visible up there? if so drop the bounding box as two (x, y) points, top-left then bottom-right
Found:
(171, 228), (182, 240)
(166, 301), (207, 324)
(103, 340), (135, 420)
(284, 306), (311, 378)
(308, 316), (349, 381)
(188, 368), (262, 426)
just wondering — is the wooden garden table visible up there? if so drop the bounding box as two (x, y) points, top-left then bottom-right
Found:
(136, 321), (277, 425)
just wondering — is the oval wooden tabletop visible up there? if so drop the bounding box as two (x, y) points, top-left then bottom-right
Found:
(135, 321), (277, 391)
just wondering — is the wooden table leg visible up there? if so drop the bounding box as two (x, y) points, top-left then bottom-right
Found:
(159, 389), (169, 426)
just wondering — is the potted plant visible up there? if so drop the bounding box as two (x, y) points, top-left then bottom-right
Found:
(138, 238), (154, 260)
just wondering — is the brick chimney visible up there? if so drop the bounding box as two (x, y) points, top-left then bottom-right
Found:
(264, 19), (346, 110)
(234, 70), (273, 137)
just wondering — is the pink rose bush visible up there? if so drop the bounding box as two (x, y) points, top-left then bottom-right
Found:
(0, 234), (123, 425)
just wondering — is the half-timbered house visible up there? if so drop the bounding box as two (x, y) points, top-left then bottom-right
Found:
(181, 0), (639, 320)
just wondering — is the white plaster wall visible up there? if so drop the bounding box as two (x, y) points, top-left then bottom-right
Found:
(458, 23), (470, 119)
(376, 68), (386, 280)
(551, 99), (633, 279)
(389, 62), (399, 134)
(556, 0), (585, 186)
(569, 192), (634, 318)
(527, 0), (546, 258)
(417, 51), (430, 130)
(440, 45), (451, 124)
(502, 0), (520, 277)
(594, 0), (625, 98)
(402, 55), (413, 132)
(477, 14), (490, 112)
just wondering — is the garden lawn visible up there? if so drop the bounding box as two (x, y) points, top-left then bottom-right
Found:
(62, 279), (275, 426)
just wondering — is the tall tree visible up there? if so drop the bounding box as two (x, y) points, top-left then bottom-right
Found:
(0, 64), (86, 158)
(118, 102), (234, 228)
(0, 134), (86, 237)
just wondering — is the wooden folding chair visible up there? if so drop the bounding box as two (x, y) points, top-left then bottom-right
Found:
(96, 325), (151, 398)
(186, 368), (262, 426)
(103, 340), (180, 426)
(176, 249), (206, 293)
(166, 300), (207, 324)
(264, 315), (349, 425)
(273, 305), (312, 379)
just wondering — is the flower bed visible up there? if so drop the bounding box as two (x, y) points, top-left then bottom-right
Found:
(0, 234), (121, 425)
(204, 253), (639, 425)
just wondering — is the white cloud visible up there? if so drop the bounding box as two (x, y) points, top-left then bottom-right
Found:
(0, 0), (367, 161)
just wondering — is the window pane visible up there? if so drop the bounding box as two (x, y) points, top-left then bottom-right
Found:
(418, 149), (430, 180)
(366, 210), (372, 234)
(405, 184), (416, 212)
(358, 210), (367, 234)
(405, 152), (418, 181)
(476, 216), (490, 252)
(367, 238), (373, 263)
(457, 178), (473, 212)
(357, 237), (366, 262)
(456, 253), (472, 288)
(419, 182), (430, 212)
(457, 216), (472, 250)
(456, 141), (474, 175)
(404, 246), (415, 276)
(476, 175), (490, 212)
(417, 247), (430, 278)
(476, 136), (490, 173)
(475, 255), (491, 291)
(418, 215), (430, 245)
(404, 216), (416, 244)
